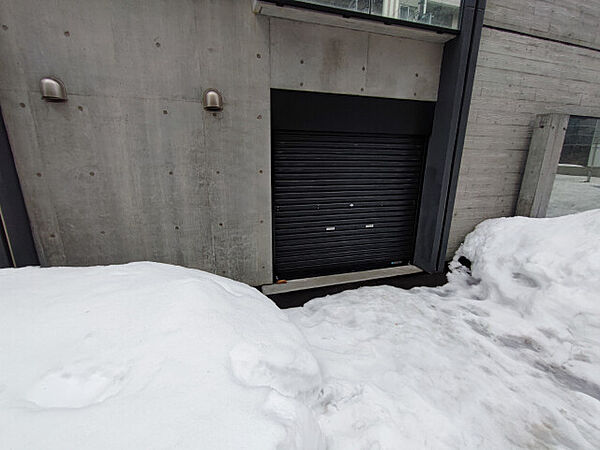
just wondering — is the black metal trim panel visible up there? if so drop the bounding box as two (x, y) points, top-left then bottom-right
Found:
(272, 89), (435, 135)
(0, 106), (39, 268)
(413, 0), (486, 272)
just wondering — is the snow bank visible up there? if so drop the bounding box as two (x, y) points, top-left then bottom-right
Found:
(0, 262), (323, 449)
(289, 210), (600, 449)
(2, 211), (599, 449)
(449, 209), (600, 311)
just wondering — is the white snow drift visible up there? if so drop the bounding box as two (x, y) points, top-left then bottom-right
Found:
(289, 210), (600, 449)
(0, 263), (323, 449)
(1, 210), (599, 449)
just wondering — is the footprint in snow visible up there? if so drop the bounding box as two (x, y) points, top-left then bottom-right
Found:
(26, 362), (127, 409)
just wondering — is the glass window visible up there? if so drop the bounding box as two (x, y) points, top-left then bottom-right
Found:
(546, 116), (600, 217)
(291, 0), (462, 30)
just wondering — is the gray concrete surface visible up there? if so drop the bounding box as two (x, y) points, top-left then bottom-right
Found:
(270, 18), (443, 100)
(0, 0), (444, 285)
(546, 175), (600, 217)
(0, 0), (272, 284)
(447, 4), (600, 255)
(516, 114), (569, 218)
(261, 265), (422, 295)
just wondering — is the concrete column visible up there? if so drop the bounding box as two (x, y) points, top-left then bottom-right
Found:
(516, 113), (569, 218)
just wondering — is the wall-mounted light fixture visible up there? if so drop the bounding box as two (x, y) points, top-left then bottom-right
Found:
(203, 89), (223, 112)
(40, 77), (68, 102)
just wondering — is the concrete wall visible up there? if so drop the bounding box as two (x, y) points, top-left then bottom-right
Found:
(0, 0), (443, 284)
(0, 0), (272, 285)
(270, 18), (442, 100)
(484, 0), (600, 50)
(447, 1), (600, 254)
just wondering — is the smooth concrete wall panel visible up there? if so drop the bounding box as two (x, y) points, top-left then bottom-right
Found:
(270, 18), (443, 101)
(447, 26), (600, 255)
(365, 33), (443, 101)
(0, 0), (444, 284)
(0, 0), (273, 285)
(0, 0), (201, 99)
(270, 18), (369, 95)
(21, 94), (211, 267)
(485, 0), (600, 51)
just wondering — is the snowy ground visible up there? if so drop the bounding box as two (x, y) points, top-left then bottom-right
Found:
(547, 174), (600, 217)
(289, 210), (600, 448)
(0, 264), (323, 449)
(1, 211), (599, 449)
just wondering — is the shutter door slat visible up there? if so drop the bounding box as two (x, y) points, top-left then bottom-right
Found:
(273, 130), (425, 280)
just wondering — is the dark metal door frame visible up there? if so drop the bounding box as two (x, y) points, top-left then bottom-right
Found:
(271, 90), (435, 281)
(0, 106), (39, 268)
(269, 0), (486, 277)
(413, 0), (486, 272)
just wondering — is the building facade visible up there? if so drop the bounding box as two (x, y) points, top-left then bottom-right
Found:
(0, 0), (598, 289)
(449, 0), (600, 253)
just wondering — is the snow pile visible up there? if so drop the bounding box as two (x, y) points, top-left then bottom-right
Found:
(289, 210), (600, 449)
(0, 262), (323, 449)
(1, 210), (599, 449)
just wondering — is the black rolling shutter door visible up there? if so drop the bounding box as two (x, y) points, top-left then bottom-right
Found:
(273, 130), (425, 280)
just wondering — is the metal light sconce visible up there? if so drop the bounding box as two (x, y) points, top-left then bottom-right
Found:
(203, 88), (223, 112)
(40, 77), (68, 102)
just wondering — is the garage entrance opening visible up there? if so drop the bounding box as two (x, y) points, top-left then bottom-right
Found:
(271, 90), (435, 281)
